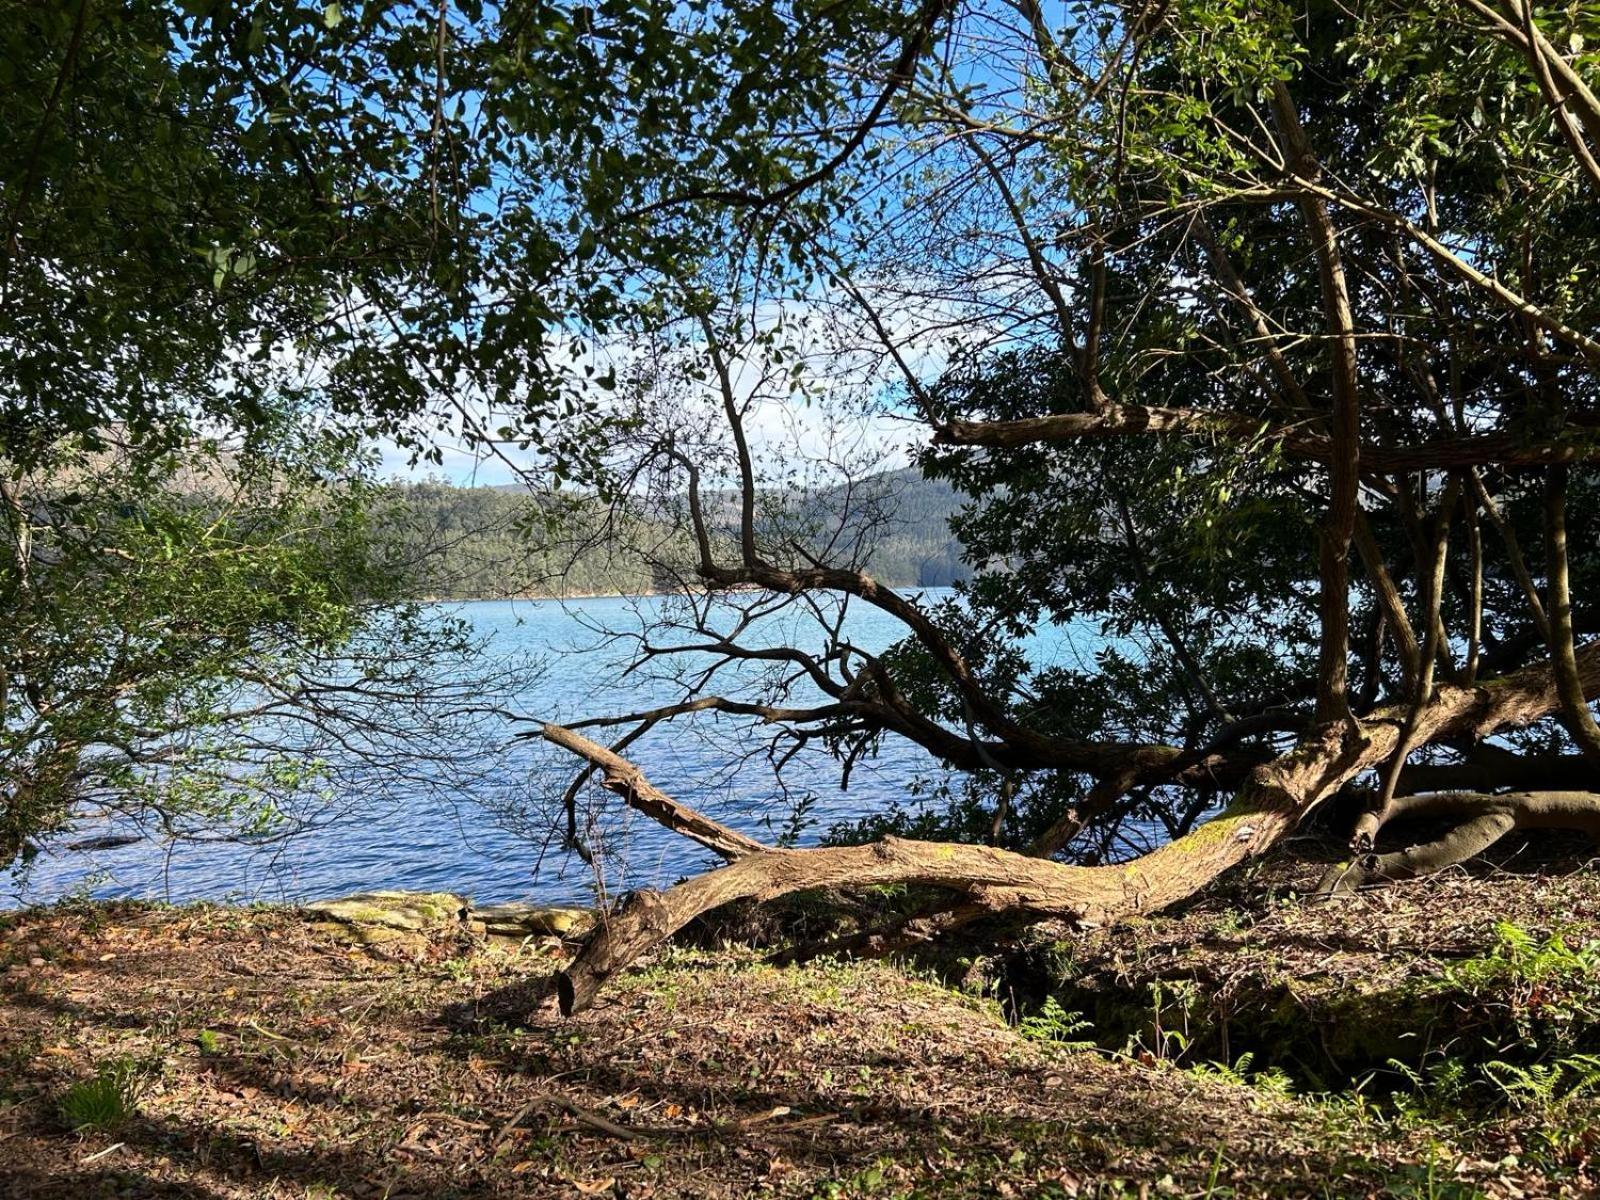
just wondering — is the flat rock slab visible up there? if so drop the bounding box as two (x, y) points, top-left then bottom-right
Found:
(297, 891), (593, 951)
(302, 890), (467, 932)
(471, 903), (594, 938)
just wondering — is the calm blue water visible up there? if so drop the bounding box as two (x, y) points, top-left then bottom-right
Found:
(8, 592), (1112, 909)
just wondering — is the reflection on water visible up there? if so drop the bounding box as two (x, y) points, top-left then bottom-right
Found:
(9, 592), (1109, 909)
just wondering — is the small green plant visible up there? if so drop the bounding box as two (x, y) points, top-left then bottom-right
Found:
(1482, 1052), (1600, 1111)
(1120, 1022), (1193, 1064)
(1211, 908), (1249, 936)
(1377, 1051), (1474, 1122)
(195, 1029), (222, 1056)
(58, 1056), (152, 1131)
(1016, 996), (1096, 1050)
(808, 1157), (899, 1198)
(1202, 1147), (1233, 1198)
(1142, 978), (1202, 1063)
(1189, 1051), (1293, 1096)
(1376, 1143), (1488, 1200)
(1445, 922), (1600, 1049)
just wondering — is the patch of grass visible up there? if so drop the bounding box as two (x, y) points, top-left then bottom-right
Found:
(58, 1055), (156, 1131)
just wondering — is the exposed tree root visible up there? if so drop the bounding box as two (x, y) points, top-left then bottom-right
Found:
(1316, 790), (1600, 896)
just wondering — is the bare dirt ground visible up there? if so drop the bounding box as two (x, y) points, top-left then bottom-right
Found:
(1, 854), (1593, 1198)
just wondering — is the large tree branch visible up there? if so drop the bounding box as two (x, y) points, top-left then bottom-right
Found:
(1514, 0), (1600, 193)
(540, 723), (770, 861)
(693, 557), (1271, 788)
(1363, 477), (1463, 847)
(556, 640), (1600, 1013)
(1398, 751), (1600, 795)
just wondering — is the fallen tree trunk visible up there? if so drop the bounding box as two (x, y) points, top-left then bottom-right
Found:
(555, 738), (1329, 1015)
(554, 642), (1600, 1015)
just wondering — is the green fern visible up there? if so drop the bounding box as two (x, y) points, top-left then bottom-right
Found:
(1483, 1053), (1600, 1110)
(1017, 996), (1096, 1049)
(1190, 1052), (1293, 1095)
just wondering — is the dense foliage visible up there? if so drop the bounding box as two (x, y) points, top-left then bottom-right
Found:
(0, 0), (932, 471)
(871, 0), (1600, 858)
(0, 425), (506, 868)
(2, 0), (933, 863)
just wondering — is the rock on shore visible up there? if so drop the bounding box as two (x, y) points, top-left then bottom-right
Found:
(301, 889), (594, 952)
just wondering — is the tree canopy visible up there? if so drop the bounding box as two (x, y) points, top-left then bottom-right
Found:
(2, 0), (936, 865)
(1, 0), (935, 471)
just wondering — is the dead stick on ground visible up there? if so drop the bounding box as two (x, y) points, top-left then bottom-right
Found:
(551, 1097), (685, 1140)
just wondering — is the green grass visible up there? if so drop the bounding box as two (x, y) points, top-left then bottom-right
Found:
(58, 1056), (152, 1131)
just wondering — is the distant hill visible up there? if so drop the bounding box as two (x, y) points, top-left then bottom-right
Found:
(790, 466), (972, 588)
(379, 468), (972, 599)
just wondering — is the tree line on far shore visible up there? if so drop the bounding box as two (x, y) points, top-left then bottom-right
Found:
(381, 469), (972, 601)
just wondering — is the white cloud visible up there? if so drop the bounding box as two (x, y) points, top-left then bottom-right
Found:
(368, 273), (1006, 490)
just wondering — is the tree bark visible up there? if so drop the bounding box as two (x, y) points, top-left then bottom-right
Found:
(931, 408), (1600, 472)
(1543, 465), (1600, 762)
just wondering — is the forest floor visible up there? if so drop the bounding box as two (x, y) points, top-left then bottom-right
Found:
(4, 839), (1600, 1199)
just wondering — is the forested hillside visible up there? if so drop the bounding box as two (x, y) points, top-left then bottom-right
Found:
(381, 468), (971, 599)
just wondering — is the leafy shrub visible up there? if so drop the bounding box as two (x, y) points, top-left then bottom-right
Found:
(1444, 922), (1600, 1055)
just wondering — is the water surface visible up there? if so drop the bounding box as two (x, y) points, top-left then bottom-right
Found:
(10, 593), (1110, 909)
